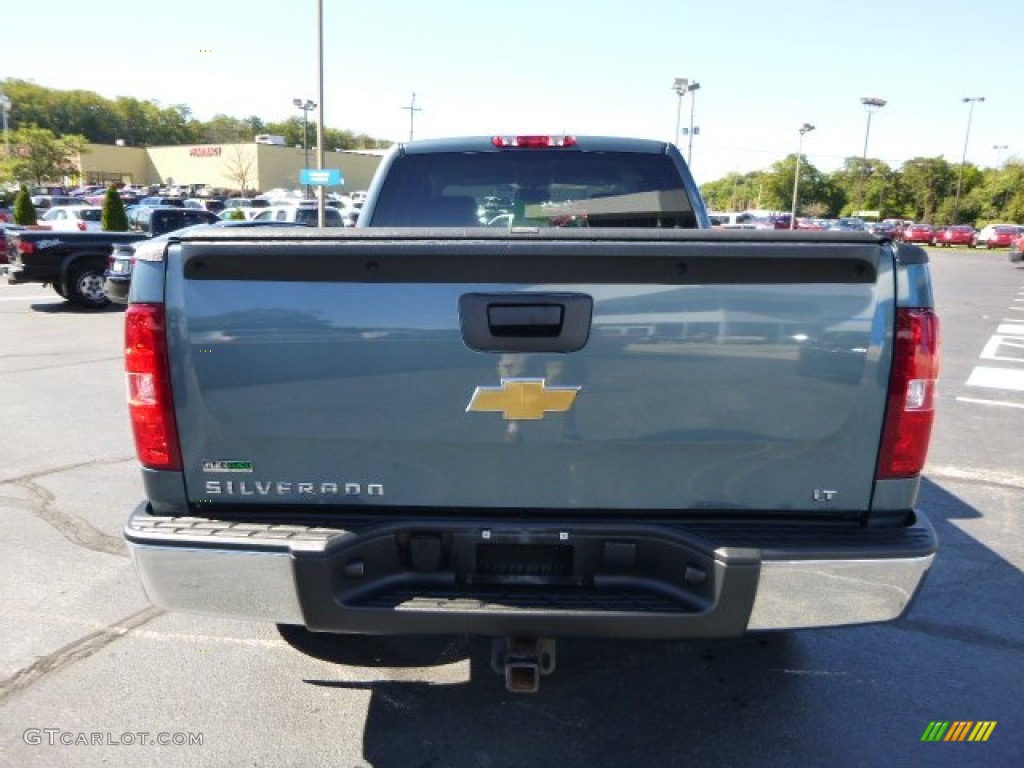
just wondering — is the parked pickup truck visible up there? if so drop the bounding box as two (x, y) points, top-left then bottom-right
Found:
(5, 207), (221, 307)
(123, 135), (940, 692)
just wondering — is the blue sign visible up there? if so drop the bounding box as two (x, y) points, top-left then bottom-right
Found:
(299, 168), (343, 186)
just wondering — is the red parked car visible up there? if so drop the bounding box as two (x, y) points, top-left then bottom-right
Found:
(932, 225), (975, 247)
(973, 225), (1024, 249)
(901, 223), (935, 244)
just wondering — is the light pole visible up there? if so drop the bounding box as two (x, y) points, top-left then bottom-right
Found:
(293, 97), (317, 198)
(952, 96), (984, 223)
(672, 78), (700, 165)
(315, 0), (326, 226)
(0, 92), (10, 158)
(790, 123), (815, 230)
(672, 78), (687, 148)
(686, 81), (700, 167)
(858, 97), (886, 211)
(401, 92), (423, 141)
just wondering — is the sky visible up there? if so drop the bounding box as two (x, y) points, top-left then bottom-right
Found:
(2, 0), (1021, 186)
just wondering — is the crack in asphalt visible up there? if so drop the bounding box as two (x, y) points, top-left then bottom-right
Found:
(0, 606), (164, 705)
(1, 458), (135, 559)
(894, 618), (1024, 653)
(1, 355), (123, 376)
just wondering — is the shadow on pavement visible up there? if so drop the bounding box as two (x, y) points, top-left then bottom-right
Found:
(30, 300), (124, 314)
(294, 477), (1022, 767)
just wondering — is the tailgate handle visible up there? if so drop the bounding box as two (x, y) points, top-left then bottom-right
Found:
(488, 304), (563, 337)
(460, 293), (592, 352)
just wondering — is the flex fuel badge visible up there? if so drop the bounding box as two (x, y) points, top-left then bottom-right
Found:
(202, 461), (254, 473)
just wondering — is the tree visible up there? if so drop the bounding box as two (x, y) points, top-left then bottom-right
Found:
(223, 146), (256, 195)
(897, 157), (954, 223)
(7, 126), (88, 185)
(13, 185), (37, 225)
(223, 208), (246, 221)
(101, 185), (128, 231)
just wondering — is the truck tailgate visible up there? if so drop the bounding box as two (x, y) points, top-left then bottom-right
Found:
(165, 231), (892, 514)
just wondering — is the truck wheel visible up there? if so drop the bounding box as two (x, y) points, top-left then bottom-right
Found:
(52, 281), (68, 299)
(68, 267), (110, 308)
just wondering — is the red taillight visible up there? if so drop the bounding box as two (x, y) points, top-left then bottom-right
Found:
(77, 221), (87, 231)
(877, 308), (940, 479)
(18, 240), (35, 255)
(125, 304), (182, 470)
(491, 135), (578, 148)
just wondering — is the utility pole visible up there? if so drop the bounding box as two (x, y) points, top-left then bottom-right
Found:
(402, 92), (423, 141)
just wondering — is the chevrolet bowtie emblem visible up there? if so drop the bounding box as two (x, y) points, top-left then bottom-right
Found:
(466, 378), (581, 420)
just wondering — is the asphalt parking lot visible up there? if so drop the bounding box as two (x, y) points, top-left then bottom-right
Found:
(1, 250), (1022, 767)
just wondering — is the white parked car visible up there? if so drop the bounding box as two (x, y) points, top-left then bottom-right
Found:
(38, 205), (104, 231)
(250, 204), (349, 227)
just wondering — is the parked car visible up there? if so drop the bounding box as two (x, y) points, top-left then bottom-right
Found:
(68, 185), (104, 197)
(128, 206), (221, 234)
(932, 224), (975, 247)
(38, 205), (105, 232)
(972, 224), (1024, 249)
(104, 221), (303, 303)
(250, 204), (349, 227)
(184, 198), (226, 213)
(1010, 232), (1024, 264)
(901, 223), (935, 244)
(223, 197), (271, 211)
(139, 196), (185, 208)
(29, 195), (80, 210)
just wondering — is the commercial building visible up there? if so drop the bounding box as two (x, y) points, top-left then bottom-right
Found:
(74, 142), (384, 194)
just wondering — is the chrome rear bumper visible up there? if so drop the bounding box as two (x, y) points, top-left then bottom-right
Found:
(125, 504), (936, 635)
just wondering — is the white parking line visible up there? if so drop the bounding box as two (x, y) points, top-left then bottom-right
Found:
(996, 324), (1024, 335)
(0, 295), (59, 302)
(965, 366), (1024, 391)
(955, 396), (1024, 410)
(980, 335), (1024, 362)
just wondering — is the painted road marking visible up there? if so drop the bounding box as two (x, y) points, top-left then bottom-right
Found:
(0, 295), (60, 302)
(955, 396), (1024, 409)
(962, 282), (1024, 407)
(980, 335), (1024, 362)
(965, 366), (1024, 391)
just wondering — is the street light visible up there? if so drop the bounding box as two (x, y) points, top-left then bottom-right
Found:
(790, 123), (815, 230)
(293, 97), (317, 198)
(0, 92), (10, 159)
(952, 96), (984, 223)
(858, 97), (886, 211)
(672, 78), (700, 165)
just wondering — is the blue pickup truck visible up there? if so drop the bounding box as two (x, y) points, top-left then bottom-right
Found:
(122, 135), (940, 692)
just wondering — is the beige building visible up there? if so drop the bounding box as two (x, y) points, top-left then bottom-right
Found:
(75, 142), (384, 194)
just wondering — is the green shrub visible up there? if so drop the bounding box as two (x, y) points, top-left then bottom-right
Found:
(101, 185), (128, 231)
(223, 208), (246, 221)
(13, 185), (37, 225)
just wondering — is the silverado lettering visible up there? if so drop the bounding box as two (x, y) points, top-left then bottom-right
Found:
(204, 481), (384, 496)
